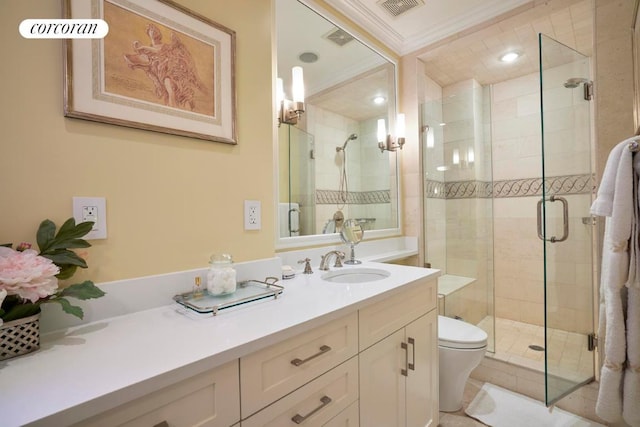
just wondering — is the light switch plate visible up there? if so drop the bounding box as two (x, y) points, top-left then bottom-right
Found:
(73, 197), (107, 239)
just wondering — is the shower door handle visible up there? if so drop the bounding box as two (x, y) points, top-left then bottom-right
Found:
(536, 195), (569, 243)
(288, 207), (300, 233)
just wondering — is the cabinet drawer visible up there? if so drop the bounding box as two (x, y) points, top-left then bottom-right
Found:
(73, 360), (239, 427)
(242, 357), (359, 427)
(322, 400), (359, 426)
(240, 312), (358, 417)
(359, 278), (436, 351)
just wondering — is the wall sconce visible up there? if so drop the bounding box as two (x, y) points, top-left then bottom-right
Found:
(277, 66), (305, 126)
(377, 113), (406, 153)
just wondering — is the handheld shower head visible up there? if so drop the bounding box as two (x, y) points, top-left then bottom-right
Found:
(564, 77), (589, 88)
(337, 133), (358, 152)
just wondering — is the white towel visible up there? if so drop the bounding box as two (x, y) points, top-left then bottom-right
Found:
(591, 139), (627, 217)
(624, 286), (640, 425)
(624, 149), (640, 425)
(592, 139), (635, 423)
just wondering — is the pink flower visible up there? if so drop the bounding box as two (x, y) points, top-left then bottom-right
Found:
(0, 247), (59, 303)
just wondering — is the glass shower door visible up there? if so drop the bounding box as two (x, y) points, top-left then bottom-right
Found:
(539, 33), (595, 406)
(287, 126), (315, 236)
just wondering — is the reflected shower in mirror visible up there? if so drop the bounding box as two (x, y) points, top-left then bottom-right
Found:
(276, 0), (399, 242)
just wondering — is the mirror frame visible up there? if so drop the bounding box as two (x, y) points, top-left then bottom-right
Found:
(274, 0), (402, 250)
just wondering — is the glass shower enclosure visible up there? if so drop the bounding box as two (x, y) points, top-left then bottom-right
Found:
(421, 32), (596, 408)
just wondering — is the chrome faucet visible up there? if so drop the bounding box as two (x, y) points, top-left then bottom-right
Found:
(319, 250), (345, 271)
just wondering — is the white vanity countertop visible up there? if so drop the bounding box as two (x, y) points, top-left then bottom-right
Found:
(1, 261), (439, 427)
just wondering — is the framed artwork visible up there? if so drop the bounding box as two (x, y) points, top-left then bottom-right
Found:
(64, 0), (237, 144)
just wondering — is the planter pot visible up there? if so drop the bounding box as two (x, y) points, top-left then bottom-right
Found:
(0, 313), (40, 361)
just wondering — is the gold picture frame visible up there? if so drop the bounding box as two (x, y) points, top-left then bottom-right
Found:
(64, 0), (237, 144)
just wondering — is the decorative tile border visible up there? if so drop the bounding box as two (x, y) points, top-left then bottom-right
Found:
(316, 189), (391, 205)
(426, 174), (594, 200)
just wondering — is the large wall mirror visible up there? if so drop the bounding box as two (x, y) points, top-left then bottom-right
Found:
(276, 0), (400, 248)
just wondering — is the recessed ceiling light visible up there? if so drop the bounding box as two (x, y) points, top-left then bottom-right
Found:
(373, 96), (386, 105)
(500, 51), (520, 63)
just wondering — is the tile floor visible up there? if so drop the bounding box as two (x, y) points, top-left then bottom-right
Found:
(477, 316), (593, 383)
(438, 378), (488, 427)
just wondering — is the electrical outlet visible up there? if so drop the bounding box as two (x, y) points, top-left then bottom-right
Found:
(73, 197), (107, 239)
(244, 200), (261, 230)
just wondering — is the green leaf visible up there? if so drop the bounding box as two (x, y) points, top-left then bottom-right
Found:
(1, 243), (12, 248)
(36, 219), (57, 253)
(48, 297), (84, 319)
(55, 218), (93, 241)
(59, 281), (105, 300)
(41, 249), (88, 268)
(56, 264), (78, 280)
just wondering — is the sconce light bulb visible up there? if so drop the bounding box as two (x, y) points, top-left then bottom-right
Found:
(453, 148), (460, 165)
(292, 66), (304, 103)
(377, 119), (386, 143)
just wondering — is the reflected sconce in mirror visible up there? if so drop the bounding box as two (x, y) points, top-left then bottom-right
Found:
(277, 66), (305, 126)
(377, 113), (406, 152)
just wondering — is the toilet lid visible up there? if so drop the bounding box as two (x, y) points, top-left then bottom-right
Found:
(438, 316), (488, 349)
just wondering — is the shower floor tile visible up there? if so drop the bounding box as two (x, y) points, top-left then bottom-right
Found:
(477, 316), (593, 381)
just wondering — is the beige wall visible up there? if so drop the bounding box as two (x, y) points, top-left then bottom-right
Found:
(0, 0), (275, 283)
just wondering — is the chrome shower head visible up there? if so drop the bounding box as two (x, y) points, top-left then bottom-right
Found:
(564, 77), (590, 88)
(337, 133), (358, 151)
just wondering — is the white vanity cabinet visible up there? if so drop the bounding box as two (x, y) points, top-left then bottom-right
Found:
(72, 359), (240, 427)
(358, 278), (438, 427)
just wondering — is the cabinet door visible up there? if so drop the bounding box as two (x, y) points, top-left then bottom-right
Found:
(359, 278), (437, 351)
(406, 311), (438, 427)
(359, 329), (406, 427)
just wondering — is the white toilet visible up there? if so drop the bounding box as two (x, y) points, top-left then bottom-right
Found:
(438, 315), (488, 412)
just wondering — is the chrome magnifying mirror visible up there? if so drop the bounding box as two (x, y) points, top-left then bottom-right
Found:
(340, 219), (363, 265)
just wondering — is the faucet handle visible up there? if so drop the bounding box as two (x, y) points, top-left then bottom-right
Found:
(334, 251), (345, 268)
(298, 258), (313, 274)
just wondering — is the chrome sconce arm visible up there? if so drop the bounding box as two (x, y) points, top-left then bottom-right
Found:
(279, 99), (305, 126)
(377, 114), (405, 153)
(378, 134), (405, 152)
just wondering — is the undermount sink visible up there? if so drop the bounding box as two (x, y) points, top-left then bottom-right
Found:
(321, 267), (390, 283)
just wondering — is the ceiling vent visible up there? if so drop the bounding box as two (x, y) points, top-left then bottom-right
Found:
(377, 0), (425, 17)
(325, 27), (355, 46)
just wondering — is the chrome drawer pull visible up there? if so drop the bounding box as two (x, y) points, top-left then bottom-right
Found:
(401, 341), (409, 376)
(408, 337), (416, 371)
(291, 345), (331, 366)
(291, 395), (332, 424)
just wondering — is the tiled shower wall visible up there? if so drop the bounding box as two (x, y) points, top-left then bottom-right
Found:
(305, 105), (395, 234)
(423, 78), (493, 326)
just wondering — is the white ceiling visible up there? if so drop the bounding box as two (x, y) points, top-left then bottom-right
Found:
(324, 0), (533, 56)
(278, 0), (593, 120)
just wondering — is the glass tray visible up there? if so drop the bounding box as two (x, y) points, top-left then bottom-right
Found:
(173, 277), (283, 316)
